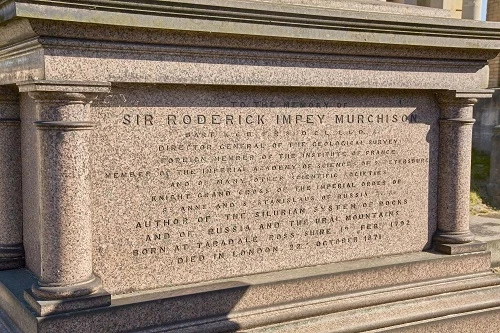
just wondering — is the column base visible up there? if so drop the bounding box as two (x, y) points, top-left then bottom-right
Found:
(25, 274), (111, 316)
(24, 288), (111, 316)
(0, 244), (24, 270)
(30, 274), (104, 300)
(433, 230), (475, 244)
(434, 240), (487, 255)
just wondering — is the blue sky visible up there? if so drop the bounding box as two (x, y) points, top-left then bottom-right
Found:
(482, 0), (487, 20)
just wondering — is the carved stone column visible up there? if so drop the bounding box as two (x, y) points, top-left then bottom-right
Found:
(0, 86), (24, 270)
(434, 90), (492, 254)
(17, 81), (111, 315)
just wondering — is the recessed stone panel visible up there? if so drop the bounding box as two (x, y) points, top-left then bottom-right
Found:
(91, 85), (439, 294)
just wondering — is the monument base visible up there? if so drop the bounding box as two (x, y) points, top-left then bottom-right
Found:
(1, 251), (500, 332)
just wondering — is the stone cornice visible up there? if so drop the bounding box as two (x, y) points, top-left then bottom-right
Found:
(438, 89), (495, 101)
(454, 90), (496, 99)
(17, 80), (111, 93)
(1, 0), (500, 51)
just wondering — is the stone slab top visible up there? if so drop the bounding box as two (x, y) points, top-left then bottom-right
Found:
(16, 80), (111, 93)
(469, 215), (500, 267)
(1, 0), (500, 51)
(251, 0), (451, 17)
(470, 215), (500, 243)
(454, 90), (496, 99)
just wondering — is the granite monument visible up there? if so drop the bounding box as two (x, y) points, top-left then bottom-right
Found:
(1, 0), (500, 332)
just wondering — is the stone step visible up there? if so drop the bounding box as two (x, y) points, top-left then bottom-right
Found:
(470, 215), (500, 267)
(240, 276), (500, 333)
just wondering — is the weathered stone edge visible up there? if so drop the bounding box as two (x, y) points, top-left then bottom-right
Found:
(1, 0), (500, 49)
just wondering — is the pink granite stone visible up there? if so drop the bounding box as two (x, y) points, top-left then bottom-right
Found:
(434, 92), (488, 245)
(19, 94), (42, 276)
(0, 1), (499, 331)
(17, 82), (110, 303)
(89, 85), (439, 294)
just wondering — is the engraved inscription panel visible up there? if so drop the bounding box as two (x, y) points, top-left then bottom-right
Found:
(91, 86), (439, 294)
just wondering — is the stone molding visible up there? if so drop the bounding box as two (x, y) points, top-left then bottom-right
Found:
(2, 1), (500, 51)
(17, 81), (111, 312)
(18, 80), (110, 94)
(0, 86), (24, 270)
(34, 121), (96, 130)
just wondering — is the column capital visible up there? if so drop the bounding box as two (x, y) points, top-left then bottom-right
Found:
(437, 89), (494, 105)
(436, 90), (491, 122)
(18, 80), (110, 105)
(17, 80), (111, 94)
(18, 80), (111, 127)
